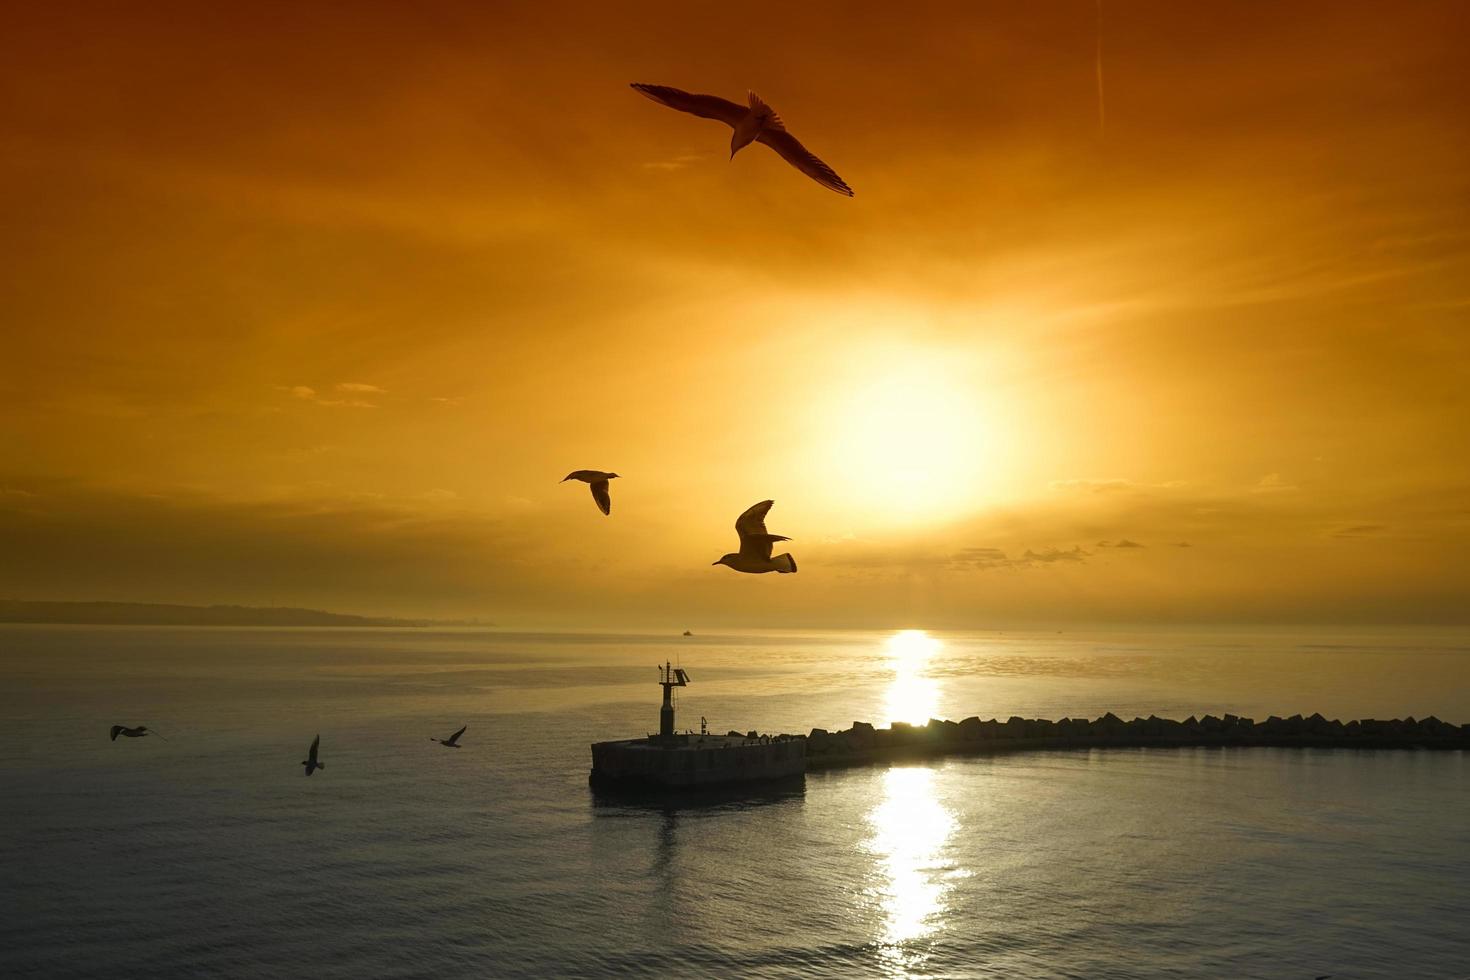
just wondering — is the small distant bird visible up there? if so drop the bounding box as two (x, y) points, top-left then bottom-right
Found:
(562, 470), (619, 516)
(110, 724), (166, 741)
(301, 734), (324, 776)
(431, 725), (467, 748)
(713, 500), (798, 574)
(630, 84), (853, 197)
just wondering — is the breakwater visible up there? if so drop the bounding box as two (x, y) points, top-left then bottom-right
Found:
(802, 712), (1469, 770)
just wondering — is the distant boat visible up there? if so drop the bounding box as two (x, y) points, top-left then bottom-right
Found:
(682, 630), (693, 637)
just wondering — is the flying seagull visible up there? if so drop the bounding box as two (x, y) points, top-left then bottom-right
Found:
(713, 500), (798, 574)
(630, 84), (853, 197)
(110, 724), (166, 741)
(431, 725), (467, 748)
(562, 470), (618, 516)
(301, 734), (324, 776)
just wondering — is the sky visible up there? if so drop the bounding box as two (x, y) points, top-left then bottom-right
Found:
(2, 0), (1468, 627)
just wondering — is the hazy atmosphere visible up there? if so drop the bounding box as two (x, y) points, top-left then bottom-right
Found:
(4, 0), (1468, 626)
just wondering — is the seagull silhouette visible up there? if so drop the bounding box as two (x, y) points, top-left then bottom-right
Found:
(301, 734), (324, 776)
(562, 470), (618, 516)
(713, 500), (797, 574)
(630, 84), (853, 197)
(110, 724), (166, 741)
(431, 725), (467, 748)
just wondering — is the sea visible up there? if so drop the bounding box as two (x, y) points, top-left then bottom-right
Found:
(1, 624), (1467, 979)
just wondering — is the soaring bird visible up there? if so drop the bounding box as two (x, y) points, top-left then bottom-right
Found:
(713, 500), (798, 574)
(110, 724), (165, 741)
(630, 84), (853, 197)
(562, 470), (618, 516)
(301, 734), (324, 776)
(431, 725), (467, 748)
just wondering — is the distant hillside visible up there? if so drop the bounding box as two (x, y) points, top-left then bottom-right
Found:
(0, 599), (430, 628)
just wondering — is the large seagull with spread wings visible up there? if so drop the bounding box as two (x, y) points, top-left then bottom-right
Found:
(712, 500), (798, 574)
(630, 84), (853, 197)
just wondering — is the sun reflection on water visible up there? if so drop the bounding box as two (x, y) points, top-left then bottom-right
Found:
(883, 629), (942, 727)
(865, 766), (959, 975)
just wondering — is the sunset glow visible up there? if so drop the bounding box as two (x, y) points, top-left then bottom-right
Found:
(1, 1), (1466, 628)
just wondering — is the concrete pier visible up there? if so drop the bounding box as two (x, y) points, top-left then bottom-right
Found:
(589, 661), (805, 788)
(590, 733), (805, 788)
(591, 669), (1466, 789)
(804, 713), (1470, 769)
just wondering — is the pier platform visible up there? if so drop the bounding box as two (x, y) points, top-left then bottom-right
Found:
(590, 733), (805, 789)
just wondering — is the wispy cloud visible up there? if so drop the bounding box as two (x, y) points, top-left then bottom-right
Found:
(277, 384), (377, 408)
(642, 153), (706, 172)
(949, 545), (1092, 570)
(1050, 478), (1186, 494)
(1252, 472), (1298, 494)
(1332, 523), (1388, 538)
(1022, 546), (1091, 564)
(1098, 539), (1146, 548)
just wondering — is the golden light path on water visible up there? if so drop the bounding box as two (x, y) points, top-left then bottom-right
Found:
(882, 629), (942, 727)
(867, 630), (964, 975)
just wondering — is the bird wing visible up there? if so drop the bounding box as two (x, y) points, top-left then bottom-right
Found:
(756, 129), (854, 196)
(449, 725), (467, 744)
(111, 725), (123, 741)
(735, 500), (791, 559)
(308, 735), (319, 763)
(631, 84), (746, 127)
(736, 500), (775, 539)
(591, 480), (611, 516)
(735, 502), (782, 540)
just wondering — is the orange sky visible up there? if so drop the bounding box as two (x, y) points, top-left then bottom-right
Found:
(2, 1), (1468, 626)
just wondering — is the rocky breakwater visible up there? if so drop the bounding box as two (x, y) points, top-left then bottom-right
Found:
(802, 713), (1470, 769)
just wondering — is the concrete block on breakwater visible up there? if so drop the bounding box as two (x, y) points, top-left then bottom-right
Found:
(799, 712), (1469, 769)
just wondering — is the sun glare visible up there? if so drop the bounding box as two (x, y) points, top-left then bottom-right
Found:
(811, 345), (999, 525)
(883, 629), (941, 726)
(866, 765), (958, 966)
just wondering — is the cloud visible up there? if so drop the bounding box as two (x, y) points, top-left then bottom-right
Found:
(1332, 523), (1387, 538)
(1021, 546), (1090, 564)
(1050, 478), (1186, 494)
(1252, 472), (1298, 493)
(1097, 539), (1146, 548)
(950, 546), (1012, 569)
(949, 545), (1091, 570)
(276, 384), (378, 407)
(642, 154), (706, 172)
(1050, 478), (1136, 494)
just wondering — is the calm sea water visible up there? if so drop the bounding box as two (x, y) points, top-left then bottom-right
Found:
(1, 625), (1467, 979)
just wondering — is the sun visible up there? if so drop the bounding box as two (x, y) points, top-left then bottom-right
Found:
(812, 347), (996, 524)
